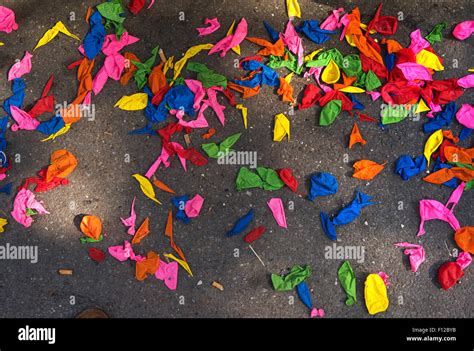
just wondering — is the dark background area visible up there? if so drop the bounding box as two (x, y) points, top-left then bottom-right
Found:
(0, 0), (472, 318)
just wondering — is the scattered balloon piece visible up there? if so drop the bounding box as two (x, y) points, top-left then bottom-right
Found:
(320, 190), (375, 240)
(352, 160), (386, 180)
(364, 273), (389, 315)
(34, 21), (80, 50)
(267, 198), (287, 228)
(338, 261), (357, 306)
(394, 243), (425, 273)
(80, 215), (103, 243)
(271, 265), (311, 291)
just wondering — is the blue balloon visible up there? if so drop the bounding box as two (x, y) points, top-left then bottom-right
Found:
(0, 116), (9, 139)
(171, 195), (190, 224)
(226, 209), (254, 237)
(423, 101), (456, 134)
(143, 84), (196, 125)
(296, 20), (336, 44)
(0, 182), (13, 195)
(432, 158), (459, 189)
(0, 116), (8, 168)
(296, 281), (313, 310)
(129, 122), (156, 135)
(83, 12), (105, 60)
(36, 115), (65, 135)
(165, 85), (196, 115)
(263, 21), (279, 42)
(459, 127), (472, 141)
(308, 172), (338, 201)
(2, 78), (25, 115)
(385, 53), (396, 72)
(333, 191), (374, 226)
(347, 93), (364, 110)
(232, 60), (279, 88)
(395, 155), (426, 180)
(320, 212), (337, 240)
(320, 190), (375, 240)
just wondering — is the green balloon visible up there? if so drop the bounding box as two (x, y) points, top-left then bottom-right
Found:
(338, 261), (357, 306)
(425, 22), (448, 45)
(268, 50), (303, 74)
(235, 166), (284, 191)
(132, 46), (159, 90)
(236, 167), (264, 191)
(306, 48), (344, 68)
(381, 104), (410, 125)
(341, 54), (362, 77)
(97, 0), (126, 39)
(202, 133), (241, 159)
(365, 70), (381, 92)
(319, 100), (342, 126)
(187, 61), (227, 88)
(256, 167), (285, 191)
(271, 265), (312, 291)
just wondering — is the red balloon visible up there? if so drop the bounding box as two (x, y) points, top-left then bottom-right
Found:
(437, 262), (464, 290)
(277, 168), (298, 192)
(88, 248), (106, 263)
(244, 226), (266, 243)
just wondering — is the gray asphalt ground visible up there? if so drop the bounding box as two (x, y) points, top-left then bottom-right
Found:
(0, 0), (472, 318)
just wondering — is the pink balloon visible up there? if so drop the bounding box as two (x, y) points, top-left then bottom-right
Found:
(452, 20), (474, 40)
(196, 17), (221, 36)
(417, 182), (465, 236)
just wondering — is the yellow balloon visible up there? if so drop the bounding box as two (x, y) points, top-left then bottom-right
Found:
(114, 93), (148, 111)
(227, 20), (241, 55)
(364, 274), (389, 315)
(416, 49), (444, 71)
(273, 113), (290, 142)
(321, 59), (340, 84)
(414, 99), (430, 114)
(0, 217), (7, 233)
(339, 86), (365, 93)
(286, 0), (301, 18)
(424, 129), (443, 167)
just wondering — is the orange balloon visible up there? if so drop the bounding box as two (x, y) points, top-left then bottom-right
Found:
(345, 8), (383, 65)
(228, 82), (261, 99)
(334, 73), (357, 90)
(442, 130), (459, 144)
(353, 160), (385, 180)
(444, 146), (474, 165)
(423, 167), (474, 184)
(152, 178), (175, 194)
(135, 251), (160, 281)
(246, 37), (285, 57)
(164, 209), (187, 263)
(349, 123), (367, 149)
(148, 62), (167, 95)
(80, 215), (102, 241)
(454, 227), (474, 254)
(131, 217), (150, 245)
(277, 77), (294, 103)
(45, 149), (78, 182)
(201, 128), (216, 140)
(382, 38), (403, 54)
(63, 58), (94, 124)
(120, 52), (140, 86)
